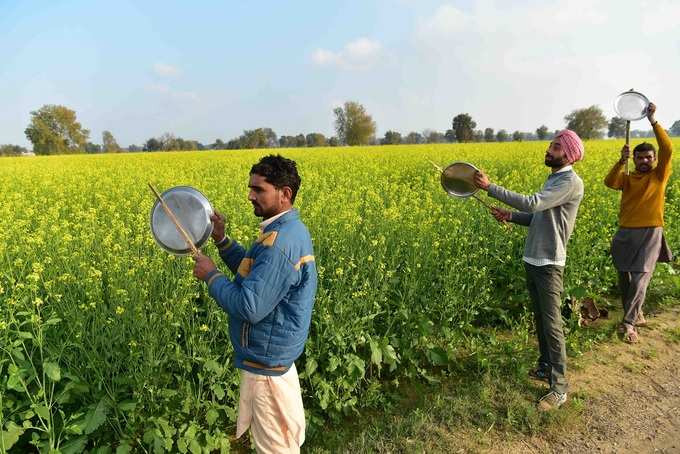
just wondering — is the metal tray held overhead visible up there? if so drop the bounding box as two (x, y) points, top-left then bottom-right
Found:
(614, 90), (649, 121)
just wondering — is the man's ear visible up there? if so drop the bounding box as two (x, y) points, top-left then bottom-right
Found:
(281, 186), (293, 203)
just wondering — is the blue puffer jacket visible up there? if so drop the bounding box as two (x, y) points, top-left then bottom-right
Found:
(204, 209), (317, 376)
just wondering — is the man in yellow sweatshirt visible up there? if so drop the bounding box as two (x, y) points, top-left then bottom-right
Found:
(604, 102), (673, 343)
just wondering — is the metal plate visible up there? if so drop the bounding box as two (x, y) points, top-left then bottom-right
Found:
(150, 186), (214, 256)
(614, 90), (649, 121)
(441, 162), (480, 198)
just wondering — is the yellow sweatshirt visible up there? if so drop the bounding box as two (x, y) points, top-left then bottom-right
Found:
(604, 123), (673, 227)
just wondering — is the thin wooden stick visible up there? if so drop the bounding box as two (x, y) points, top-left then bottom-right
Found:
(148, 183), (199, 257)
(427, 159), (444, 173)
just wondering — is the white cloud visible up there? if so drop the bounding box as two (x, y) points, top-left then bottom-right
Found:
(311, 37), (382, 70)
(403, 0), (680, 132)
(153, 63), (180, 77)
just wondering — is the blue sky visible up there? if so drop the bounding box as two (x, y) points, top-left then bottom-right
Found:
(2, 0), (679, 147)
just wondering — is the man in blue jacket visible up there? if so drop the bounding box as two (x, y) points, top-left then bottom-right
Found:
(193, 155), (317, 453)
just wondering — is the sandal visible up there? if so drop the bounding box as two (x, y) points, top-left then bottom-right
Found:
(623, 328), (639, 344)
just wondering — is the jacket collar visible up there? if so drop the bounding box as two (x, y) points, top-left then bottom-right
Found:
(261, 209), (299, 233)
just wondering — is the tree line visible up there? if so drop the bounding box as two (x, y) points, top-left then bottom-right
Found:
(3, 102), (679, 156)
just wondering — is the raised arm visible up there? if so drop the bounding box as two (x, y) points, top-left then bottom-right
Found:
(604, 145), (628, 190)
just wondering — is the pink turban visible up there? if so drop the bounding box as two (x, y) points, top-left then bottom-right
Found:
(555, 129), (584, 163)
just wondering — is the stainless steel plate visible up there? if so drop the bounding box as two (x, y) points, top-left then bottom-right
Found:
(614, 90), (649, 121)
(150, 186), (213, 256)
(441, 162), (480, 198)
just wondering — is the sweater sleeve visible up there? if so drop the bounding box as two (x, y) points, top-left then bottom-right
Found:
(654, 122), (673, 182)
(604, 161), (625, 190)
(488, 175), (575, 213)
(207, 247), (297, 324)
(217, 239), (246, 275)
(510, 211), (533, 226)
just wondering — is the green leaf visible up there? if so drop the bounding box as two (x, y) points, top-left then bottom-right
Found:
(44, 361), (61, 382)
(84, 399), (109, 434)
(189, 439), (201, 454)
(305, 357), (318, 376)
(211, 384), (225, 400)
(45, 317), (62, 326)
(204, 359), (223, 375)
(570, 286), (587, 299)
(115, 441), (132, 454)
(17, 331), (34, 339)
(7, 370), (24, 392)
(369, 340), (382, 366)
(1, 422), (25, 450)
(92, 447), (112, 454)
(33, 404), (50, 420)
(427, 347), (448, 366)
(117, 401), (137, 412)
(206, 408), (219, 426)
(60, 435), (87, 454)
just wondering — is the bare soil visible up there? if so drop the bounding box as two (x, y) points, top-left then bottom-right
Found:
(500, 305), (680, 454)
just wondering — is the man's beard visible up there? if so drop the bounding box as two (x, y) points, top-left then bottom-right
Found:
(545, 155), (567, 168)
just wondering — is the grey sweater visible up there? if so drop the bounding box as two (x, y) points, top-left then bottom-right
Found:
(488, 169), (584, 265)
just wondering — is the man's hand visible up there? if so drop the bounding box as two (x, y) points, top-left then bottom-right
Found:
(193, 253), (217, 281)
(474, 170), (491, 191)
(211, 210), (227, 242)
(490, 207), (511, 223)
(647, 102), (656, 124)
(619, 144), (630, 164)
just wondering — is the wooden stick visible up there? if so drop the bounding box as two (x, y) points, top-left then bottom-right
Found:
(625, 120), (631, 176)
(427, 159), (444, 173)
(148, 183), (199, 257)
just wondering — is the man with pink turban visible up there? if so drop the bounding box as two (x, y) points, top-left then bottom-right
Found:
(473, 130), (585, 411)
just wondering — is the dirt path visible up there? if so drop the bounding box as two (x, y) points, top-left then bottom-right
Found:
(501, 305), (680, 454)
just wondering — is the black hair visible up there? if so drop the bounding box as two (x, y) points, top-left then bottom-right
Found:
(250, 154), (301, 203)
(633, 142), (656, 155)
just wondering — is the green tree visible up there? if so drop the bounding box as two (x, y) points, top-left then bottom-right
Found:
(306, 133), (327, 147)
(607, 117), (627, 138)
(669, 120), (680, 137)
(0, 144), (28, 156)
(496, 129), (508, 142)
(24, 104), (89, 154)
(484, 128), (495, 142)
(473, 130), (484, 142)
(564, 105), (607, 139)
(444, 129), (456, 143)
(403, 132), (424, 144)
(333, 101), (376, 146)
(237, 128), (278, 149)
(451, 113), (476, 143)
(381, 130), (402, 145)
(102, 130), (121, 152)
(423, 130), (445, 143)
(536, 125), (549, 140)
(85, 142), (101, 153)
(144, 137), (162, 151)
(512, 130), (524, 141)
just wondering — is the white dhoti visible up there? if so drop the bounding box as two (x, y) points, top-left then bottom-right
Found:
(236, 363), (305, 454)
